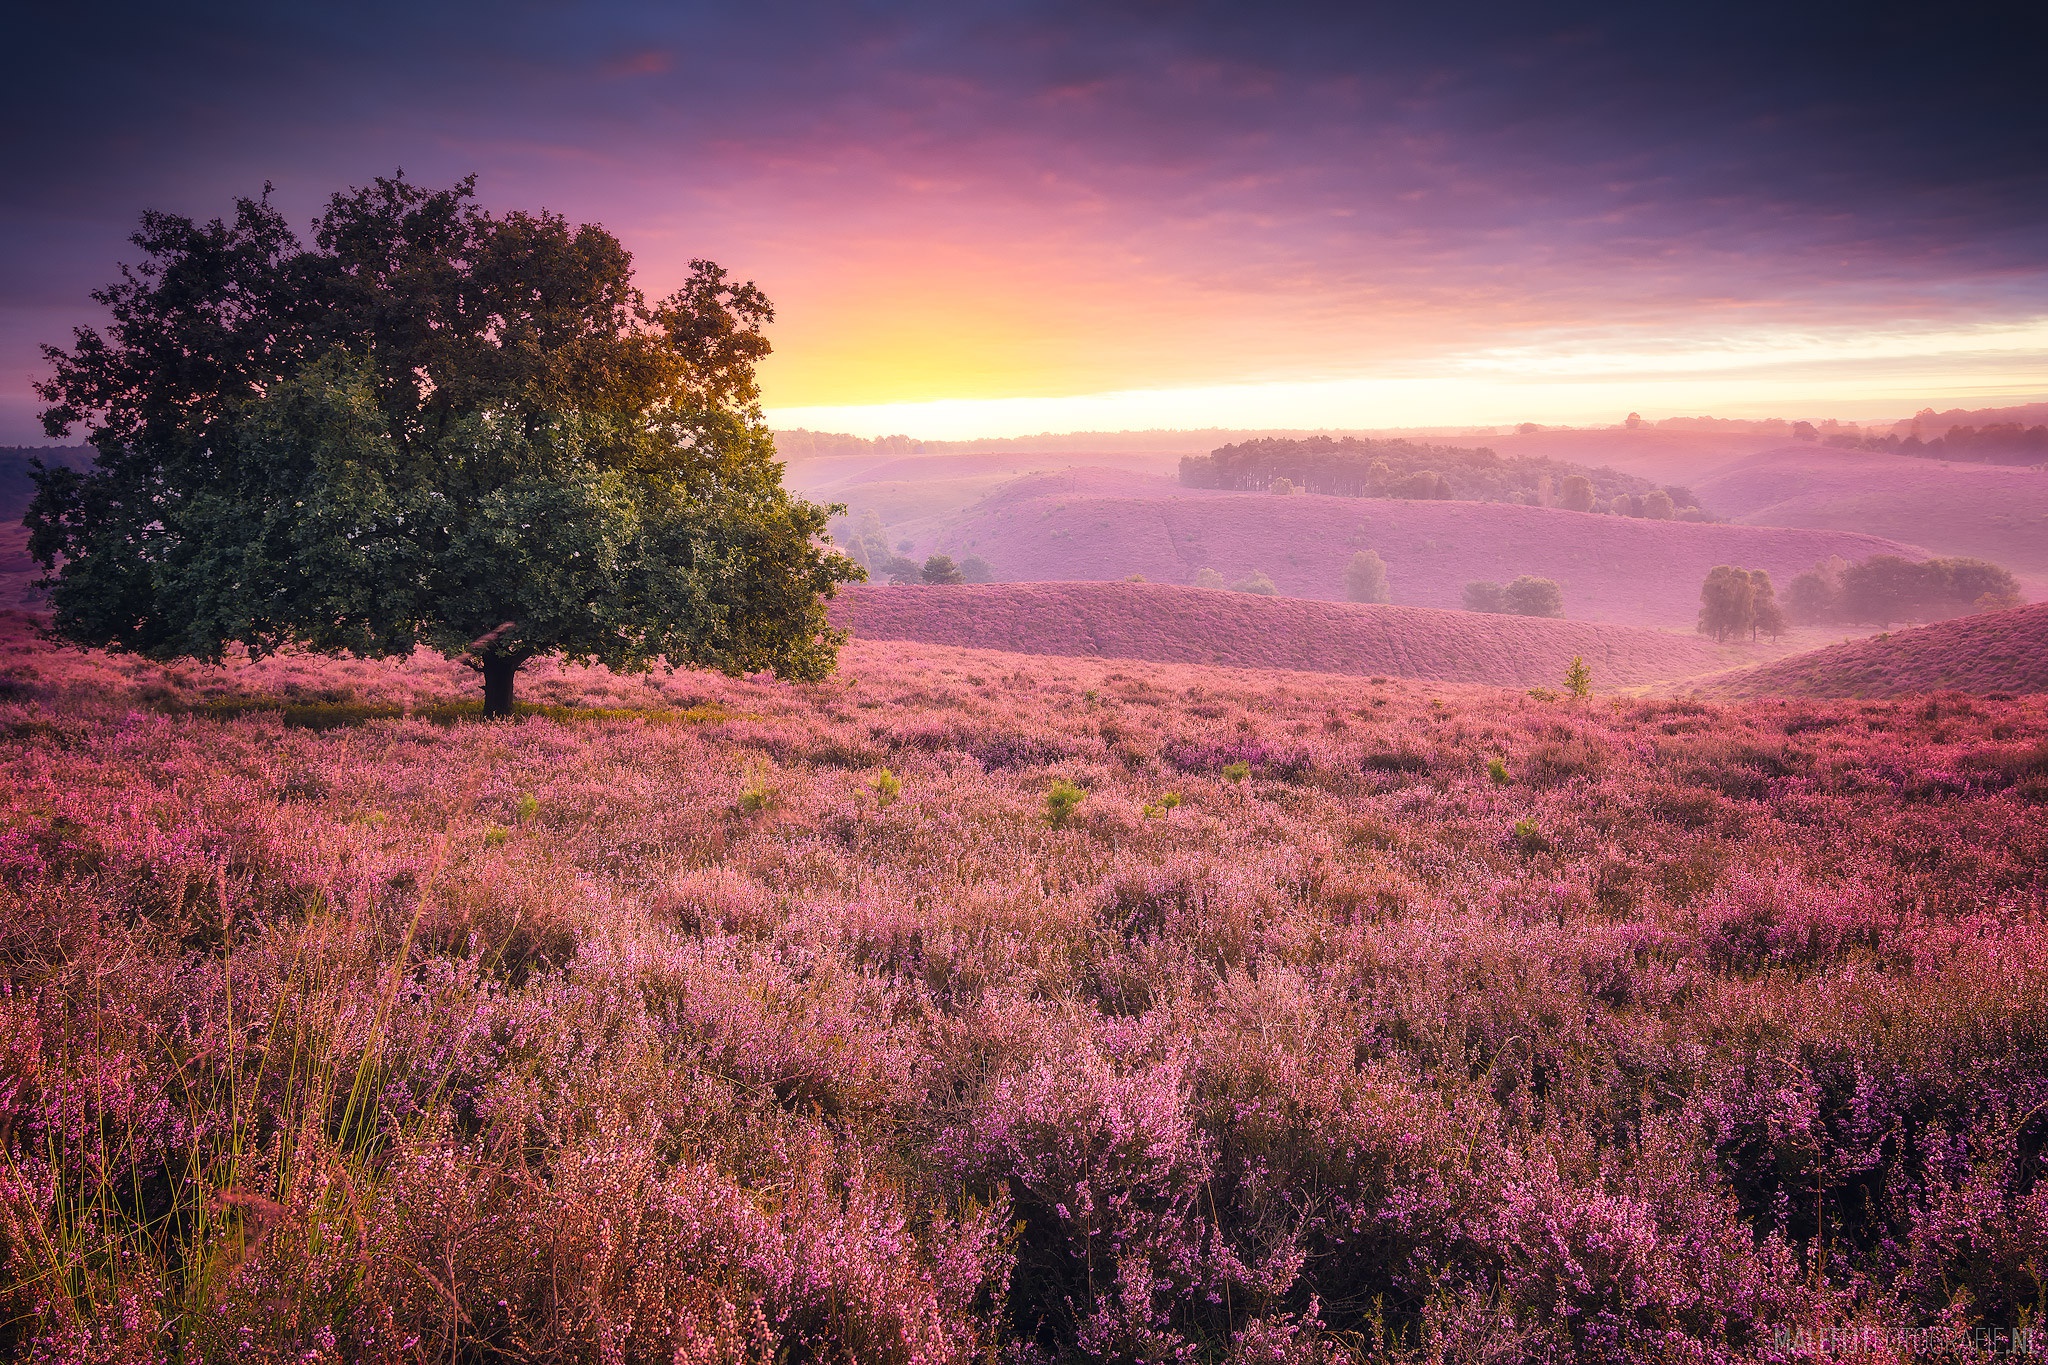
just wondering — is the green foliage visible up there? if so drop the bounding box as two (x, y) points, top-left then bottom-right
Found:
(27, 174), (861, 717)
(958, 555), (994, 584)
(1140, 791), (1183, 819)
(1559, 474), (1595, 512)
(920, 554), (965, 585)
(1344, 549), (1391, 604)
(739, 767), (775, 814)
(1697, 564), (1758, 642)
(1512, 818), (1551, 854)
(1221, 760), (1251, 783)
(1193, 567), (1226, 590)
(514, 793), (540, 825)
(1504, 576), (1565, 618)
(1487, 756), (1511, 784)
(1043, 779), (1086, 828)
(871, 767), (902, 807)
(1231, 570), (1278, 595)
(1462, 580), (1505, 613)
(483, 824), (511, 847)
(1564, 655), (1593, 699)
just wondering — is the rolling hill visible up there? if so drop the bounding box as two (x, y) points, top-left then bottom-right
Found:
(923, 470), (1930, 628)
(831, 580), (1750, 686)
(1703, 603), (2048, 698)
(1694, 446), (2048, 572)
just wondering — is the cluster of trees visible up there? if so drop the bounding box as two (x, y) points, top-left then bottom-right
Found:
(1787, 555), (2023, 627)
(840, 509), (991, 585)
(26, 175), (858, 715)
(1697, 566), (1787, 642)
(1177, 436), (1689, 512)
(1462, 577), (1564, 618)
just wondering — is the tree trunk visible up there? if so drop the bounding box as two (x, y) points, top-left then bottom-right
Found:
(482, 655), (522, 719)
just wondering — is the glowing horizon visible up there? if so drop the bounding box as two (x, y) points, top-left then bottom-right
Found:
(766, 319), (2048, 440)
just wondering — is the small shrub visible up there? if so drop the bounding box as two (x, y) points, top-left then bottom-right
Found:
(1564, 656), (1593, 699)
(1193, 567), (1226, 589)
(739, 766), (775, 813)
(871, 767), (902, 807)
(1221, 760), (1251, 783)
(1487, 756), (1511, 784)
(483, 823), (511, 847)
(1512, 818), (1551, 854)
(1044, 779), (1086, 828)
(514, 792), (541, 824)
(1231, 570), (1279, 595)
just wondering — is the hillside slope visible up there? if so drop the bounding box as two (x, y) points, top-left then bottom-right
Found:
(1695, 447), (2048, 572)
(1703, 603), (2048, 698)
(832, 581), (1743, 686)
(928, 474), (1927, 627)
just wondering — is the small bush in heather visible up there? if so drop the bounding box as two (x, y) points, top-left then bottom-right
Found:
(1463, 580), (1506, 613)
(739, 765), (775, 813)
(1125, 573), (1145, 583)
(958, 554), (994, 583)
(1564, 655), (1592, 699)
(871, 767), (901, 807)
(1194, 567), (1226, 589)
(514, 792), (541, 824)
(1487, 756), (1511, 784)
(1505, 575), (1565, 618)
(1140, 791), (1182, 819)
(1513, 818), (1551, 853)
(1232, 570), (1278, 595)
(1044, 778), (1086, 827)
(1222, 760), (1251, 783)
(1344, 549), (1391, 604)
(483, 823), (511, 847)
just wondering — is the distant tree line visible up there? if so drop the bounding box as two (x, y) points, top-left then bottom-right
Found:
(1787, 555), (2023, 627)
(1177, 436), (1709, 516)
(1804, 421), (2048, 466)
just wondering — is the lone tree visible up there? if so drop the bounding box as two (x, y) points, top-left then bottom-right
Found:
(27, 175), (860, 716)
(1503, 575), (1564, 618)
(1344, 549), (1391, 603)
(920, 554), (965, 585)
(1697, 564), (1756, 641)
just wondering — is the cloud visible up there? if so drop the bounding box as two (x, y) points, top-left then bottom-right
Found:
(4, 0), (2044, 441)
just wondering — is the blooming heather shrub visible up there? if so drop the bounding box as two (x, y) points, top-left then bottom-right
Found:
(2, 624), (2046, 1359)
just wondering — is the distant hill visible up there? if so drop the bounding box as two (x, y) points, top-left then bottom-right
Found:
(922, 470), (1929, 628)
(831, 580), (1741, 687)
(1694, 447), (2048, 573)
(1703, 603), (2048, 698)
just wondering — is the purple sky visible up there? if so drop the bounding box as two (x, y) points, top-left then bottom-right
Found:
(7, 1), (2046, 439)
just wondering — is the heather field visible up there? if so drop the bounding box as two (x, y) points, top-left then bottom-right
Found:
(4, 619), (2047, 1363)
(1706, 603), (2048, 700)
(924, 473), (1925, 627)
(832, 582), (1751, 687)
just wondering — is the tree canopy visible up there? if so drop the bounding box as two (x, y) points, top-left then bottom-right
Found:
(28, 175), (860, 714)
